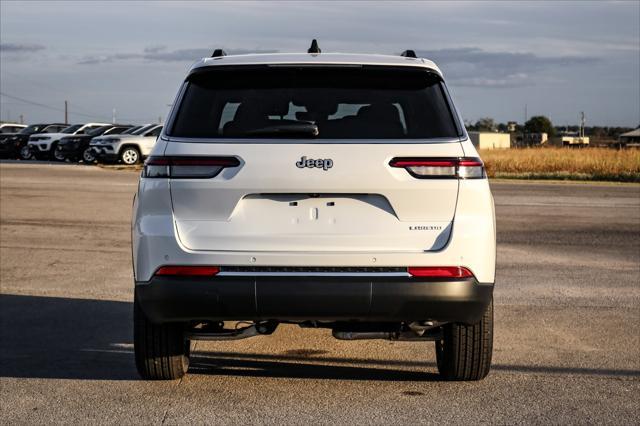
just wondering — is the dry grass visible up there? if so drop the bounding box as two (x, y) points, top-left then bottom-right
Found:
(480, 148), (640, 182)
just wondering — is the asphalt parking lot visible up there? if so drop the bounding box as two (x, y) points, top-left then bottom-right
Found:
(1, 162), (638, 424)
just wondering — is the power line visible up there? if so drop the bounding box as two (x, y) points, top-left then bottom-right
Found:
(0, 91), (151, 123)
(0, 91), (105, 120)
(2, 73), (115, 119)
(0, 92), (66, 114)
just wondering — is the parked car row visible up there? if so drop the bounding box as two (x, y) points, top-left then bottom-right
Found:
(0, 122), (162, 165)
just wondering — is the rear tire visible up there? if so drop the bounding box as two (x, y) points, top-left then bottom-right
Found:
(53, 144), (66, 162)
(82, 147), (96, 164)
(48, 142), (60, 161)
(19, 145), (33, 161)
(120, 146), (140, 165)
(435, 298), (493, 381)
(134, 295), (190, 380)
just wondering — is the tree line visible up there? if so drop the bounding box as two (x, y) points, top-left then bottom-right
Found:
(465, 116), (635, 139)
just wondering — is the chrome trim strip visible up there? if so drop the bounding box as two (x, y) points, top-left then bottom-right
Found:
(217, 271), (410, 277)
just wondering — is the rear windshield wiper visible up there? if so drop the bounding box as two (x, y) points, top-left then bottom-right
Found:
(244, 122), (319, 138)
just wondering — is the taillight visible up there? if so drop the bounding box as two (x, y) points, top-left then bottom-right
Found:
(389, 157), (485, 179)
(155, 266), (220, 276)
(407, 266), (474, 278)
(144, 156), (240, 178)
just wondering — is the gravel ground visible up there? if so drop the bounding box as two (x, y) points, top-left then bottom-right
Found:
(1, 162), (638, 425)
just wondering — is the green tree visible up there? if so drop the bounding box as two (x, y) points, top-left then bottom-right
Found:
(475, 117), (496, 132)
(525, 116), (555, 137)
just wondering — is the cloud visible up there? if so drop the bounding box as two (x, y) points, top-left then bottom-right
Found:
(78, 47), (279, 65)
(417, 47), (598, 88)
(143, 45), (167, 54)
(0, 43), (46, 53)
(77, 45), (598, 89)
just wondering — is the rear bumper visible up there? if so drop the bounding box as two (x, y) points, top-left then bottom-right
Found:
(135, 275), (493, 324)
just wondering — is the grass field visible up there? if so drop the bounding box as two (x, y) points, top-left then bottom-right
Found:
(480, 148), (640, 182)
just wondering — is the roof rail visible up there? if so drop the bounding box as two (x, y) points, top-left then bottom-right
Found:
(400, 50), (417, 58)
(211, 49), (227, 58)
(308, 39), (321, 54)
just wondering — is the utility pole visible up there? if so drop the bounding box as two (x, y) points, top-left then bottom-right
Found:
(112, 108), (116, 124)
(523, 103), (528, 147)
(64, 100), (68, 124)
(19, 114), (24, 124)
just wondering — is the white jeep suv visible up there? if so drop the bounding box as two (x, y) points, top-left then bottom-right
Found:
(132, 47), (496, 381)
(90, 124), (162, 164)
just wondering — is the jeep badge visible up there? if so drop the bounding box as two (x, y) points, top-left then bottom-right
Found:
(295, 156), (333, 171)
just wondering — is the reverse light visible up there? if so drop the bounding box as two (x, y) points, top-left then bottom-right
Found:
(407, 266), (474, 278)
(389, 157), (485, 179)
(144, 156), (240, 179)
(155, 266), (220, 276)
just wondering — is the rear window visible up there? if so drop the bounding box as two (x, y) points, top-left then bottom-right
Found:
(169, 67), (460, 140)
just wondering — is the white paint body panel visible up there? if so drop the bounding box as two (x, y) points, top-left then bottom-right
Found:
(166, 141), (461, 253)
(132, 54), (496, 284)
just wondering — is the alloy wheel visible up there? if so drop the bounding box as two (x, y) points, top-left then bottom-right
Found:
(19, 146), (33, 160)
(122, 148), (139, 165)
(83, 148), (96, 163)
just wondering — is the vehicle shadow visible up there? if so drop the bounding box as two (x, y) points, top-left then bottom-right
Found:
(0, 294), (136, 380)
(1, 294), (638, 381)
(190, 353), (440, 382)
(0, 159), (90, 167)
(0, 294), (437, 382)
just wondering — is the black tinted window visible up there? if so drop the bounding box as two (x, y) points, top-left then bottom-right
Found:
(87, 125), (113, 136)
(61, 125), (82, 134)
(20, 125), (46, 134)
(106, 126), (130, 135)
(132, 124), (155, 135)
(122, 126), (141, 134)
(170, 67), (460, 140)
(147, 126), (162, 137)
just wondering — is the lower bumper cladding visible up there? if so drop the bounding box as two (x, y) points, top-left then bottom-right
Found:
(135, 268), (493, 325)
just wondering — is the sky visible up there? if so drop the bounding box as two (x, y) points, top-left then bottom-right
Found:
(1, 1), (639, 127)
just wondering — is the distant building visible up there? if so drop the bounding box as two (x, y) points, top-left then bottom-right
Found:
(469, 132), (511, 149)
(618, 128), (640, 147)
(560, 135), (589, 147)
(555, 131), (589, 147)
